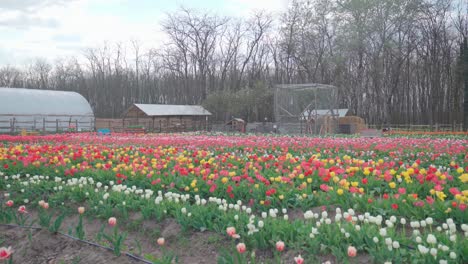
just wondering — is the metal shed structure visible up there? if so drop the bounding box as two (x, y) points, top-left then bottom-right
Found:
(273, 83), (341, 134)
(300, 109), (350, 120)
(121, 104), (212, 132)
(0, 87), (95, 133)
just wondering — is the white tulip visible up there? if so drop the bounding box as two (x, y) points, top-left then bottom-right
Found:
(385, 238), (392, 246)
(380, 228), (387, 237)
(426, 217), (433, 225)
(418, 245), (429, 254)
(427, 234), (437, 244)
(258, 220), (264, 228)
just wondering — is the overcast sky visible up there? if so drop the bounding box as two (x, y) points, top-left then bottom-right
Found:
(0, 0), (288, 66)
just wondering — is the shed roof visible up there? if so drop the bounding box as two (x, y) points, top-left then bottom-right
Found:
(226, 118), (245, 125)
(301, 108), (349, 118)
(130, 104), (212, 117)
(0, 87), (94, 117)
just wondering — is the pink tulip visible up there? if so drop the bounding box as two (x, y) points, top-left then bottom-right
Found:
(5, 200), (13, 207)
(236, 243), (246, 254)
(108, 217), (117, 227)
(78, 207), (85, 214)
(0, 247), (13, 260)
(348, 246), (357, 257)
(226, 227), (236, 237)
(18, 205), (27, 214)
(459, 203), (467, 211)
(276, 241), (285, 252)
(157, 237), (165, 246)
(294, 255), (304, 264)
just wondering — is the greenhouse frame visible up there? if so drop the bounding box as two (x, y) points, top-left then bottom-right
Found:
(0, 88), (95, 133)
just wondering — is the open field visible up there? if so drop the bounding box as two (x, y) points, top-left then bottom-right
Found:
(0, 133), (467, 263)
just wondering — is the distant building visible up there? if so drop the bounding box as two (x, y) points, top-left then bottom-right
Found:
(0, 87), (94, 133)
(120, 103), (212, 132)
(300, 108), (350, 120)
(225, 118), (246, 133)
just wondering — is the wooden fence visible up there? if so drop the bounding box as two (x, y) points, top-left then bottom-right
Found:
(368, 123), (465, 132)
(95, 118), (209, 133)
(0, 118), (94, 134)
(1, 116), (465, 135)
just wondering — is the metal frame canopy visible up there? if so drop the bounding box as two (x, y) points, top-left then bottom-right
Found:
(0, 87), (93, 117)
(0, 87), (94, 132)
(273, 83), (339, 123)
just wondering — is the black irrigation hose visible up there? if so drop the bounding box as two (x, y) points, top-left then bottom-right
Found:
(1, 222), (418, 259)
(0, 223), (153, 264)
(0, 223), (42, 230)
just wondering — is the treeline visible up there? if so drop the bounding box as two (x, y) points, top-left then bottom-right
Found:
(0, 0), (467, 125)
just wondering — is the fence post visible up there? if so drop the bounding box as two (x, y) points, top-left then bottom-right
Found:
(75, 120), (78, 132)
(43, 118), (46, 133)
(10, 118), (14, 134)
(56, 119), (59, 133)
(33, 119), (36, 131)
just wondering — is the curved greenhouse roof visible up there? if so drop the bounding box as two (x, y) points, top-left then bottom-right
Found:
(0, 87), (94, 117)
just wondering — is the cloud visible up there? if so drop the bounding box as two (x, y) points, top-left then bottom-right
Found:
(0, 45), (16, 65)
(226, 0), (289, 17)
(52, 34), (82, 43)
(0, 0), (287, 66)
(0, 0), (67, 30)
(0, 13), (59, 29)
(0, 0), (73, 11)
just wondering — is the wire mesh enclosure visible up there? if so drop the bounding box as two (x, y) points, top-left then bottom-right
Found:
(273, 83), (341, 134)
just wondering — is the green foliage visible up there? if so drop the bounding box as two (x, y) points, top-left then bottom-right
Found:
(38, 208), (52, 228)
(49, 213), (66, 233)
(75, 214), (85, 240)
(203, 82), (273, 122)
(144, 251), (178, 264)
(102, 226), (127, 256)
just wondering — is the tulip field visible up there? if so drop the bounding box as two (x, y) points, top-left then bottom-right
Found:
(0, 133), (467, 263)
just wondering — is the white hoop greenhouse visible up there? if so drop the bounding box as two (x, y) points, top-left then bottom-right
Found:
(0, 88), (95, 133)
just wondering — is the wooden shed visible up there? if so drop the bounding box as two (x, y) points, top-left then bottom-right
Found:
(225, 118), (246, 133)
(122, 104), (212, 132)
